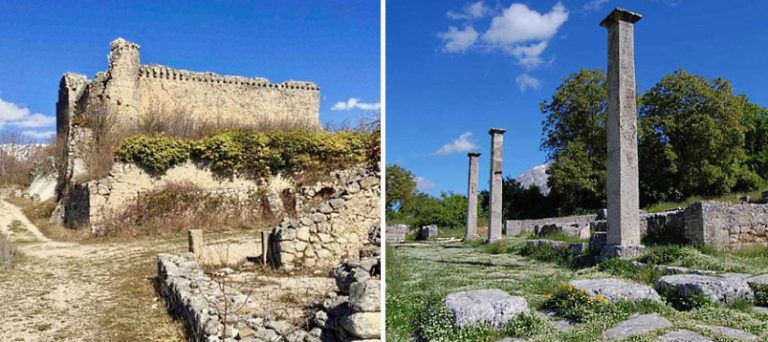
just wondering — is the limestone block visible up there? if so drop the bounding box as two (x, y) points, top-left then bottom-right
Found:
(569, 278), (661, 303)
(602, 313), (671, 341)
(656, 275), (754, 305)
(443, 289), (528, 328)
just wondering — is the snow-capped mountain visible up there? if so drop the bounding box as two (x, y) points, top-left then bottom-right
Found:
(515, 164), (550, 195)
(0, 144), (48, 161)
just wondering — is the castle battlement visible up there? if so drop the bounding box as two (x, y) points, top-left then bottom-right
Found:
(136, 65), (320, 90)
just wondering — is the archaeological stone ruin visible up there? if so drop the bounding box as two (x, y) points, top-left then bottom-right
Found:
(465, 152), (481, 239)
(488, 128), (505, 242)
(52, 38), (323, 228)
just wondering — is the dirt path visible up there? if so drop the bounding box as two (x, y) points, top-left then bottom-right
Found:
(0, 197), (186, 342)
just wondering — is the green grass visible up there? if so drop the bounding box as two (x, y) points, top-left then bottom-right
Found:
(386, 237), (768, 341)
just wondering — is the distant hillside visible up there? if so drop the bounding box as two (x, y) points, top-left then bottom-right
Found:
(515, 164), (549, 195)
(0, 144), (48, 162)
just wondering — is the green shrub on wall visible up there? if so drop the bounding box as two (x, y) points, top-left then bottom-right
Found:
(115, 130), (373, 177)
(114, 134), (191, 174)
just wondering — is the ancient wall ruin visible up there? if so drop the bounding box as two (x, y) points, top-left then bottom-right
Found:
(269, 168), (380, 270)
(56, 38), (319, 134)
(685, 201), (768, 250)
(53, 38), (322, 227)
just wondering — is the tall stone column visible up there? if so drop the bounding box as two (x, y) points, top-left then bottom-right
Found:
(465, 152), (481, 239)
(488, 129), (506, 242)
(600, 8), (644, 258)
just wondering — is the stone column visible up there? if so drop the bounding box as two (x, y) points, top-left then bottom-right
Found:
(188, 229), (203, 260)
(600, 8), (644, 258)
(465, 152), (481, 239)
(488, 129), (506, 242)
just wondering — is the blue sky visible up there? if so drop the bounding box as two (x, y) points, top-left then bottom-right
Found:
(387, 0), (768, 196)
(0, 0), (380, 142)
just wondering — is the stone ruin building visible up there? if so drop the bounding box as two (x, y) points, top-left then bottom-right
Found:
(52, 38), (322, 227)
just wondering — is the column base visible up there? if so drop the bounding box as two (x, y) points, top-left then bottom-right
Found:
(464, 234), (481, 241)
(599, 244), (646, 260)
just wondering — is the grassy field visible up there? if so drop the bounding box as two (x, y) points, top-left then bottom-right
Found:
(386, 237), (768, 342)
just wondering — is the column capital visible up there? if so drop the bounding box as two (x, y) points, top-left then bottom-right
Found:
(600, 8), (642, 28)
(488, 128), (506, 135)
(467, 152), (481, 158)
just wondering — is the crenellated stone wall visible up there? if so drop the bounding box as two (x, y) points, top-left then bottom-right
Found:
(54, 38), (321, 220)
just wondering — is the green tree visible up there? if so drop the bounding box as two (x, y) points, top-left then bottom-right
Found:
(540, 69), (608, 213)
(385, 164), (418, 213)
(410, 192), (467, 228)
(743, 101), (768, 181)
(638, 69), (759, 204)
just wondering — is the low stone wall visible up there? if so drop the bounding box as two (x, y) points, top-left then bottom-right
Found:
(505, 214), (597, 236)
(158, 252), (381, 341)
(685, 201), (768, 250)
(269, 168), (380, 270)
(640, 209), (685, 243)
(386, 224), (410, 244)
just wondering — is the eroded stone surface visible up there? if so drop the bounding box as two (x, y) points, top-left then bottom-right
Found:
(659, 329), (713, 342)
(443, 289), (528, 328)
(569, 278), (662, 303)
(656, 274), (754, 304)
(696, 324), (759, 341)
(602, 313), (672, 340)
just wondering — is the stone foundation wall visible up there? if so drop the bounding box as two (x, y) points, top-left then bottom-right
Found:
(505, 214), (597, 236)
(269, 169), (380, 270)
(158, 252), (381, 342)
(685, 201), (768, 250)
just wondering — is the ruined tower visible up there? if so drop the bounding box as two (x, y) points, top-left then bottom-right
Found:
(104, 38), (141, 125)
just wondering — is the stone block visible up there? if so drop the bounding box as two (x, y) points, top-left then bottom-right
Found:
(569, 278), (662, 303)
(656, 274), (754, 305)
(443, 289), (528, 328)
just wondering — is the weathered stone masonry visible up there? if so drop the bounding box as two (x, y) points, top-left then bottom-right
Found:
(269, 168), (380, 270)
(54, 38), (322, 227)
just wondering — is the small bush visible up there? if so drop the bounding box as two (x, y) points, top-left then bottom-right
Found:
(639, 245), (694, 265)
(114, 130), (373, 178)
(657, 285), (712, 311)
(753, 283), (768, 306)
(597, 258), (665, 285)
(0, 234), (16, 267)
(114, 134), (191, 174)
(481, 239), (520, 254)
(519, 241), (584, 268)
(543, 283), (613, 322)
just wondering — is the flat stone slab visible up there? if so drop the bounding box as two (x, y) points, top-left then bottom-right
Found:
(602, 313), (672, 340)
(752, 306), (768, 314)
(697, 324), (759, 341)
(659, 329), (713, 342)
(443, 289), (529, 328)
(656, 275), (754, 304)
(746, 274), (768, 286)
(569, 278), (662, 303)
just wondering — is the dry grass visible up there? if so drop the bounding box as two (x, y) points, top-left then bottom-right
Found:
(100, 248), (185, 341)
(98, 181), (281, 238)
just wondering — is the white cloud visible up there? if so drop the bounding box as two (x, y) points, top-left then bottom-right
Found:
(21, 130), (55, 140)
(583, 0), (609, 11)
(0, 97), (55, 129)
(438, 2), (568, 70)
(508, 41), (549, 69)
(436, 132), (478, 155)
(438, 26), (479, 53)
(515, 74), (541, 92)
(14, 113), (55, 128)
(415, 176), (436, 190)
(448, 1), (493, 20)
(482, 2), (569, 45)
(331, 98), (381, 111)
